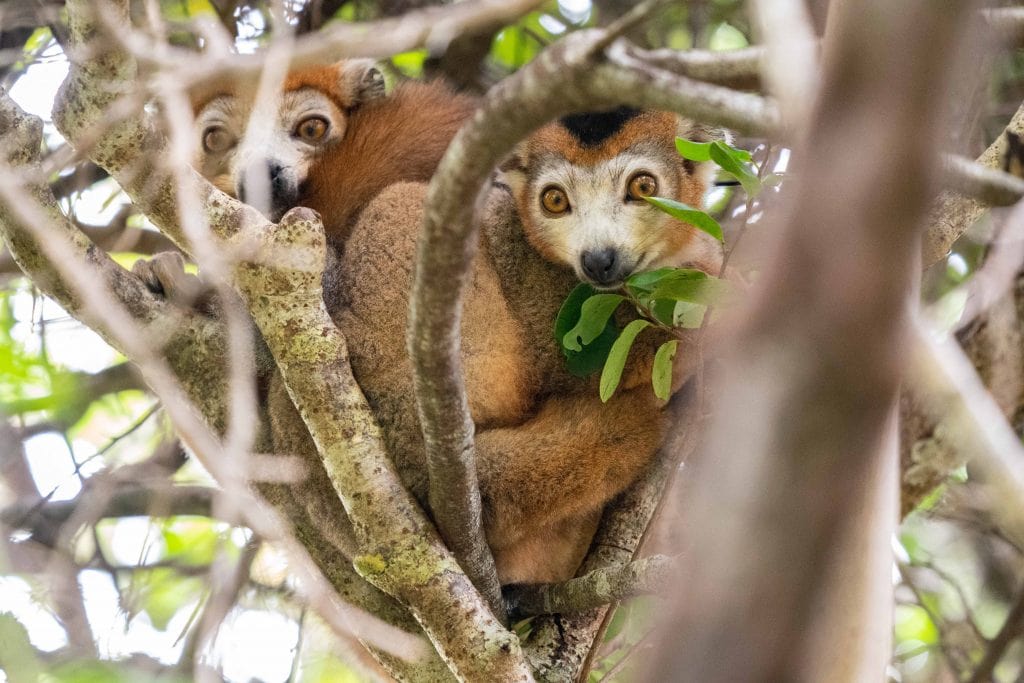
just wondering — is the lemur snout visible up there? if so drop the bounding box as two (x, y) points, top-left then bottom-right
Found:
(237, 160), (298, 222)
(581, 247), (629, 286)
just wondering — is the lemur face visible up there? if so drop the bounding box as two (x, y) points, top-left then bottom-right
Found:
(503, 108), (720, 289)
(191, 60), (384, 221)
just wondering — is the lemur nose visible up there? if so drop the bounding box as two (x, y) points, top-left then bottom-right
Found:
(581, 248), (622, 285)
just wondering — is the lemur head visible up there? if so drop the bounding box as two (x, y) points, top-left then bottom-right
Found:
(502, 108), (723, 289)
(191, 60), (385, 221)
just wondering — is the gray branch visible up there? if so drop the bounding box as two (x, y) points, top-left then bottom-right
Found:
(505, 555), (674, 620)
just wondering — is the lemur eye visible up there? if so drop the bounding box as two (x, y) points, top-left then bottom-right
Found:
(295, 116), (329, 142)
(202, 126), (233, 153)
(540, 186), (570, 215)
(626, 173), (658, 201)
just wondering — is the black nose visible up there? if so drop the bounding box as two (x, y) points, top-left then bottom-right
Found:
(581, 248), (623, 285)
(237, 160), (298, 221)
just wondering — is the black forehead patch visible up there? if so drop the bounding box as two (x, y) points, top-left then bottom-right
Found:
(559, 107), (642, 147)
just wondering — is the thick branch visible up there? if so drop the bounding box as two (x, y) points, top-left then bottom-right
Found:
(648, 0), (972, 679)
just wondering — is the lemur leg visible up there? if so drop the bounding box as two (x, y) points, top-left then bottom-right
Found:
(476, 386), (666, 557)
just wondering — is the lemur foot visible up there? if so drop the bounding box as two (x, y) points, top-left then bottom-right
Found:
(132, 252), (216, 315)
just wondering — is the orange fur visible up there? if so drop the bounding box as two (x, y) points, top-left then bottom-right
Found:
(301, 79), (477, 241)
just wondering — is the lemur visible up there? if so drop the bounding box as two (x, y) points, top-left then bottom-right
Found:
(168, 61), (723, 583)
(190, 59), (477, 240)
(287, 106), (725, 583)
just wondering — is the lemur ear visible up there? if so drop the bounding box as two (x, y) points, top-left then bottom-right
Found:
(497, 144), (528, 196)
(335, 59), (386, 105)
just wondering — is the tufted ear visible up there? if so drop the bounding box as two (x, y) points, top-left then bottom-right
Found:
(496, 142), (529, 197)
(335, 59), (386, 106)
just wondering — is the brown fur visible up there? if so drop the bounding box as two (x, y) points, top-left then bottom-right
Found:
(315, 181), (675, 584)
(301, 79), (477, 241)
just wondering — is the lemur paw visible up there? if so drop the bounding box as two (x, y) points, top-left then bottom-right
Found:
(132, 252), (215, 314)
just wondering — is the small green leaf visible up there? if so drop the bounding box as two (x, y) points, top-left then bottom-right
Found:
(554, 284), (620, 377)
(600, 319), (651, 402)
(718, 142), (754, 163)
(674, 301), (707, 328)
(709, 141), (761, 197)
(561, 294), (625, 351)
(650, 299), (677, 326)
(652, 340), (678, 400)
(625, 267), (683, 292)
(645, 196), (724, 242)
(650, 275), (731, 305)
(675, 138), (713, 161)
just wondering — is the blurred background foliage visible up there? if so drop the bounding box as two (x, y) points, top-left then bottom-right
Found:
(1, 0), (1023, 681)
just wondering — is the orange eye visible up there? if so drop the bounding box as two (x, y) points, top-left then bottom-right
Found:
(295, 116), (329, 142)
(627, 173), (658, 201)
(202, 126), (233, 153)
(540, 186), (570, 215)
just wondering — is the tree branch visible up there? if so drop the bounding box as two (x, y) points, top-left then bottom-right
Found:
(504, 555), (674, 621)
(647, 0), (973, 678)
(941, 153), (1024, 207)
(924, 98), (1024, 267)
(618, 43), (764, 89)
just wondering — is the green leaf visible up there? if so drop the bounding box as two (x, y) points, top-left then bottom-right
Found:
(652, 340), (678, 400)
(561, 294), (625, 351)
(675, 138), (712, 161)
(650, 299), (677, 326)
(600, 319), (651, 403)
(554, 284), (620, 377)
(718, 143), (754, 163)
(674, 301), (707, 328)
(645, 197), (724, 242)
(624, 267), (684, 293)
(650, 275), (731, 305)
(0, 614), (42, 683)
(709, 141), (761, 197)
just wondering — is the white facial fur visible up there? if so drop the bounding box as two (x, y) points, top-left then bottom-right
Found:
(193, 88), (347, 219)
(520, 143), (687, 285)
